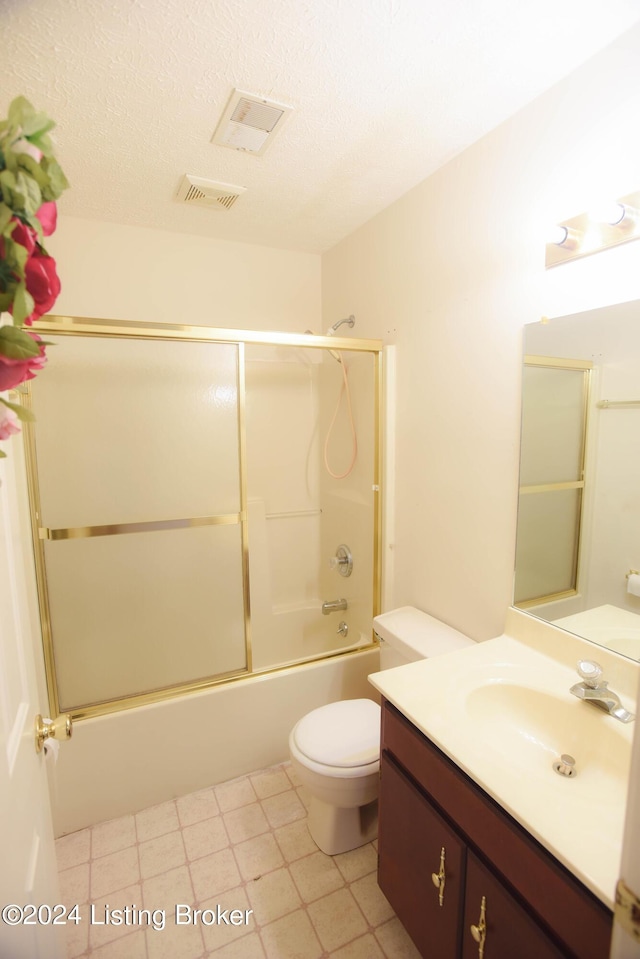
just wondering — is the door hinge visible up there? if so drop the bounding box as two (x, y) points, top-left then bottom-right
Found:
(615, 878), (640, 943)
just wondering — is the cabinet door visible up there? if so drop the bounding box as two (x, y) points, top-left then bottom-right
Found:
(378, 752), (465, 958)
(462, 853), (565, 959)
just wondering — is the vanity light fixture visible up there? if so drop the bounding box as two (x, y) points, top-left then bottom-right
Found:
(545, 188), (640, 268)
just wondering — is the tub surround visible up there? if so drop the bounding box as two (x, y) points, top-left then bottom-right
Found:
(368, 608), (638, 908)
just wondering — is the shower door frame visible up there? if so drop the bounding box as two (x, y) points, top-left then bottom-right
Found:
(19, 315), (384, 722)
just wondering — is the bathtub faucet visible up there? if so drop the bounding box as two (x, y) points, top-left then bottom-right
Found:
(322, 598), (348, 615)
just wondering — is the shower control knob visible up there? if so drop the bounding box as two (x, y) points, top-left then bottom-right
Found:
(330, 545), (353, 577)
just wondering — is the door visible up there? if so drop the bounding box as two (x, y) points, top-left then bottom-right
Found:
(462, 852), (565, 959)
(0, 435), (64, 959)
(378, 752), (466, 957)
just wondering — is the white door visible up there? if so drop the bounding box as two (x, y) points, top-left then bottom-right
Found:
(0, 433), (64, 959)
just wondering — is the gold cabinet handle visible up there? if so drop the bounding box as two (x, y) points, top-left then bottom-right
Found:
(431, 846), (446, 907)
(35, 713), (73, 753)
(470, 895), (487, 958)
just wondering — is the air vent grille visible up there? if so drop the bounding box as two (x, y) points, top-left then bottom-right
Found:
(212, 90), (293, 155)
(176, 175), (245, 211)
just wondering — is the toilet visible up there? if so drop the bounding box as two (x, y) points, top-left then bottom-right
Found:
(289, 606), (475, 855)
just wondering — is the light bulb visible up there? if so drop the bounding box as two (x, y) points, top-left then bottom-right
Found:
(591, 201), (626, 226)
(547, 225), (569, 246)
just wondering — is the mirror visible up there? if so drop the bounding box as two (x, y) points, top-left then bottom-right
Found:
(514, 298), (640, 661)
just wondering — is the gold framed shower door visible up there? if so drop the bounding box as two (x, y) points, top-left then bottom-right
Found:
(20, 315), (384, 722)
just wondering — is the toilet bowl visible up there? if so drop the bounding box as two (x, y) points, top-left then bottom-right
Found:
(289, 606), (475, 855)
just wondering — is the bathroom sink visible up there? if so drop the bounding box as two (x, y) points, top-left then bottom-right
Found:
(368, 627), (637, 905)
(464, 679), (630, 797)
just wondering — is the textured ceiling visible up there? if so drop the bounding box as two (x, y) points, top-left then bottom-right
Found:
(1, 0), (639, 253)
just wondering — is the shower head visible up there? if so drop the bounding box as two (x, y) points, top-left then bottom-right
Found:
(303, 328), (342, 363)
(328, 315), (355, 334)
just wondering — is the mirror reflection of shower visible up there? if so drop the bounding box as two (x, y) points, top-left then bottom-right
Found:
(305, 315), (358, 479)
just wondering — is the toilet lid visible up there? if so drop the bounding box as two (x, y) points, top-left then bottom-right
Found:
(293, 699), (381, 767)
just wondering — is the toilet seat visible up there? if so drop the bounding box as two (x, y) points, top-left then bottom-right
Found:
(292, 699), (381, 768)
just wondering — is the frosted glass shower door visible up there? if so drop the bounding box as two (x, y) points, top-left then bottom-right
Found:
(30, 336), (247, 711)
(514, 361), (590, 605)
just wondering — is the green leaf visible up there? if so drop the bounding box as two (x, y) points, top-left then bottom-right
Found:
(0, 202), (12, 233)
(0, 291), (15, 311)
(7, 96), (35, 128)
(11, 282), (35, 326)
(8, 235), (29, 273)
(0, 325), (41, 360)
(15, 153), (49, 188)
(0, 168), (18, 208)
(15, 170), (41, 216)
(26, 131), (53, 157)
(0, 395), (35, 422)
(22, 114), (55, 138)
(41, 157), (69, 199)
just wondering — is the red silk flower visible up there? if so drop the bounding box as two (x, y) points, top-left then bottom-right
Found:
(0, 333), (47, 391)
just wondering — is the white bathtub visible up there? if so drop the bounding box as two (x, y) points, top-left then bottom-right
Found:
(51, 646), (380, 835)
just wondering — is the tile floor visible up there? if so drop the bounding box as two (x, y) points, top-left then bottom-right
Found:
(56, 761), (421, 959)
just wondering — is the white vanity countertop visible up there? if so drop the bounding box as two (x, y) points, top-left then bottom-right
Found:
(369, 630), (637, 909)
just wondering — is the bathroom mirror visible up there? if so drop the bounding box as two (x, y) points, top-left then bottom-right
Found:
(513, 298), (640, 661)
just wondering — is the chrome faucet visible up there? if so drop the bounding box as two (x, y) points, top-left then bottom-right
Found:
(322, 598), (348, 615)
(570, 660), (635, 723)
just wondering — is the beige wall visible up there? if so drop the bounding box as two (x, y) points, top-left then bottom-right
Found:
(322, 23), (640, 641)
(49, 216), (321, 331)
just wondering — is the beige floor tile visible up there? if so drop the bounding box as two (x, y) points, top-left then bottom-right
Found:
(184, 815), (230, 860)
(90, 928), (147, 959)
(289, 851), (344, 903)
(199, 885), (255, 953)
(215, 777), (257, 813)
(87, 884), (144, 950)
(274, 820), (317, 863)
(245, 867), (301, 925)
(375, 917), (422, 959)
(249, 766), (291, 799)
(284, 763), (301, 788)
(223, 802), (269, 844)
(329, 932), (386, 959)
(91, 847), (140, 900)
(62, 907), (89, 958)
(350, 872), (394, 926)
(295, 785), (311, 810)
(334, 842), (378, 882)
(190, 847), (242, 901)
(56, 829), (91, 871)
(208, 931), (266, 958)
(135, 800), (180, 842)
(261, 790), (305, 829)
(146, 918), (204, 959)
(233, 833), (284, 882)
(91, 815), (136, 859)
(59, 862), (90, 905)
(177, 787), (220, 826)
(139, 830), (186, 880)
(261, 909), (323, 959)
(307, 888), (368, 952)
(142, 864), (194, 913)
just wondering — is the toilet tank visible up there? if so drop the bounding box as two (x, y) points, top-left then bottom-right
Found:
(373, 606), (474, 669)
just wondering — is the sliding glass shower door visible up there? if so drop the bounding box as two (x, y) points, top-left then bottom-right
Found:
(23, 319), (382, 719)
(30, 335), (249, 711)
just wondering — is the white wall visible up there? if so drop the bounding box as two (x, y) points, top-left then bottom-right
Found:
(321, 23), (640, 641)
(49, 215), (321, 332)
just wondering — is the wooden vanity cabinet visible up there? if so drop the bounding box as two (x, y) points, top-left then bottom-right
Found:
(378, 700), (613, 959)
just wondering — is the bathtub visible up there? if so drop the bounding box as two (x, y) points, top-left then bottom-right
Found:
(50, 646), (380, 835)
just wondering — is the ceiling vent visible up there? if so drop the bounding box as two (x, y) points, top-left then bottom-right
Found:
(175, 175), (246, 211)
(212, 90), (293, 155)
